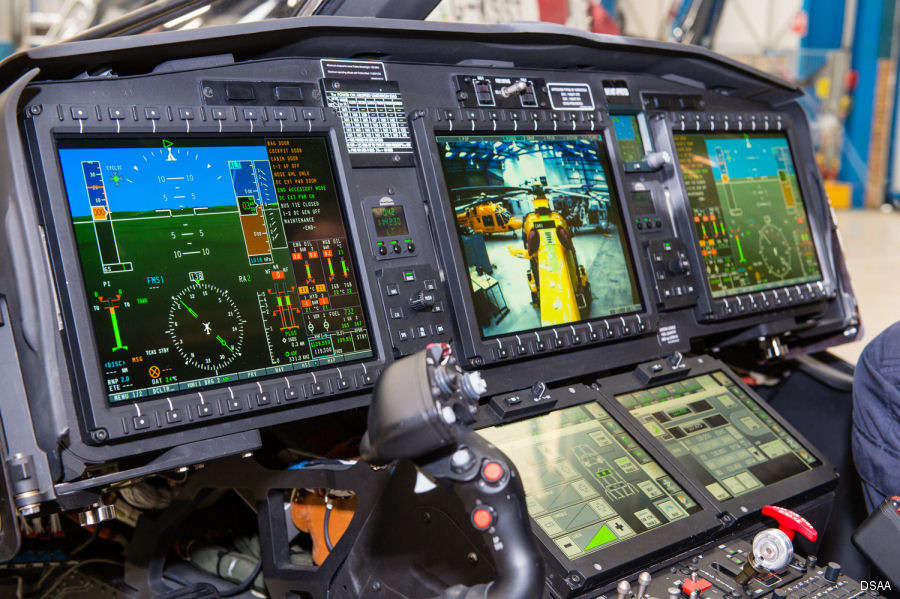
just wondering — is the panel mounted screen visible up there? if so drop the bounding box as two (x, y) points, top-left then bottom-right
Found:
(673, 132), (822, 298)
(435, 134), (642, 339)
(57, 136), (373, 403)
(611, 115), (646, 163)
(478, 402), (701, 560)
(615, 372), (821, 502)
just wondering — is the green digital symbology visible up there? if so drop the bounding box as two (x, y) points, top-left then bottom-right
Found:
(673, 132), (822, 298)
(59, 136), (373, 403)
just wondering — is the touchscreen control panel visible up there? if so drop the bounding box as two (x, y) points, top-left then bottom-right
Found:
(480, 399), (701, 560)
(615, 371), (821, 501)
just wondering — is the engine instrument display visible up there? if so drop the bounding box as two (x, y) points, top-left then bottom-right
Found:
(615, 371), (821, 501)
(57, 136), (373, 403)
(673, 132), (822, 298)
(479, 401), (701, 560)
(436, 134), (642, 338)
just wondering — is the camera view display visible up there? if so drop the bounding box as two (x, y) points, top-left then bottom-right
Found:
(615, 371), (821, 501)
(58, 136), (373, 403)
(674, 132), (822, 298)
(479, 401), (701, 560)
(436, 134), (642, 338)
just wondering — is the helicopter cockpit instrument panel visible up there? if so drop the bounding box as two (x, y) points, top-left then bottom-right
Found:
(0, 15), (860, 594)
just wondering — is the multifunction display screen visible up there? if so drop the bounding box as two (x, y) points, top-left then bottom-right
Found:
(479, 402), (701, 560)
(674, 132), (822, 298)
(611, 115), (646, 163)
(436, 134), (642, 338)
(58, 136), (373, 403)
(615, 372), (821, 502)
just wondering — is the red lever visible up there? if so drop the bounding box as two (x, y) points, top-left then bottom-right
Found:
(761, 505), (818, 542)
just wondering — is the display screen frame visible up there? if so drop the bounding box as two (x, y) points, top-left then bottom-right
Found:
(25, 123), (384, 445)
(597, 356), (838, 519)
(671, 127), (826, 302)
(414, 120), (653, 366)
(472, 384), (721, 591)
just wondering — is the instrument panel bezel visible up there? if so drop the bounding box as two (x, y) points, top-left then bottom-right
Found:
(412, 111), (658, 370)
(22, 109), (389, 445)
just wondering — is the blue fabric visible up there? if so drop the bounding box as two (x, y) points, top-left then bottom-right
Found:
(853, 322), (900, 512)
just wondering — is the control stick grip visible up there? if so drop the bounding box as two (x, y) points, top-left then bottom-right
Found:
(431, 431), (545, 599)
(762, 505), (818, 542)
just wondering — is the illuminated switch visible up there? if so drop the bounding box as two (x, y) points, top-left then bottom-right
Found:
(108, 106), (126, 120)
(70, 106), (89, 119)
(283, 387), (300, 401)
(143, 107), (161, 120)
(227, 397), (243, 412)
(133, 415), (150, 430)
(197, 403), (214, 417)
(211, 108), (228, 120)
(309, 382), (326, 396)
(336, 378), (351, 391)
(242, 108), (259, 120)
(165, 409), (183, 424)
(178, 107), (195, 120)
(257, 392), (272, 405)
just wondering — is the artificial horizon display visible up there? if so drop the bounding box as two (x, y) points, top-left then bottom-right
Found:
(436, 133), (642, 339)
(674, 132), (823, 298)
(57, 136), (373, 403)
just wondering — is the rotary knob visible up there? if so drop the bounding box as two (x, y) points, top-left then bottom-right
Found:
(824, 562), (841, 583)
(409, 290), (436, 311)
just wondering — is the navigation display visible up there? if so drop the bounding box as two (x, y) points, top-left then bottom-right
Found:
(673, 132), (822, 298)
(615, 372), (821, 502)
(57, 136), (373, 403)
(611, 115), (646, 163)
(479, 401), (701, 560)
(436, 134), (642, 338)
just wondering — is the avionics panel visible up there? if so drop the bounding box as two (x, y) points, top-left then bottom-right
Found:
(56, 136), (374, 403)
(434, 133), (642, 339)
(479, 401), (701, 559)
(673, 132), (822, 298)
(614, 370), (822, 502)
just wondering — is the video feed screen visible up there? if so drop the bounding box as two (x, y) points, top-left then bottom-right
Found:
(611, 115), (646, 163)
(57, 136), (373, 403)
(479, 402), (701, 560)
(673, 132), (822, 298)
(435, 134), (642, 339)
(615, 372), (821, 502)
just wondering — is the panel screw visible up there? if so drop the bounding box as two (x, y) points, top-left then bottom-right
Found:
(29, 105), (42, 115)
(202, 86), (214, 98)
(91, 429), (108, 442)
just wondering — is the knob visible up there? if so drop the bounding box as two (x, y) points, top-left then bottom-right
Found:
(772, 588), (788, 599)
(409, 290), (435, 311)
(532, 381), (548, 400)
(668, 587), (681, 599)
(500, 80), (528, 97)
(616, 580), (632, 599)
(667, 257), (690, 275)
(646, 151), (672, 170)
(824, 561), (841, 583)
(752, 528), (794, 571)
(636, 571), (652, 599)
(450, 447), (475, 472)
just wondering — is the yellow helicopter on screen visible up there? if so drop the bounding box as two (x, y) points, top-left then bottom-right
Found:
(452, 188), (524, 237)
(506, 184), (592, 326)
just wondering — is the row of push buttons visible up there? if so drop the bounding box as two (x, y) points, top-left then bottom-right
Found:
(66, 104), (323, 126)
(435, 107), (599, 131)
(708, 281), (828, 321)
(489, 315), (649, 362)
(125, 368), (377, 435)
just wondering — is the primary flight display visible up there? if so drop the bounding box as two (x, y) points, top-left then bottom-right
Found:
(57, 136), (373, 403)
(674, 132), (822, 298)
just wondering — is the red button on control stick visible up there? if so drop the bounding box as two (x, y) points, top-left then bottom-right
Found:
(472, 507), (495, 530)
(482, 461), (504, 483)
(761, 505), (818, 542)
